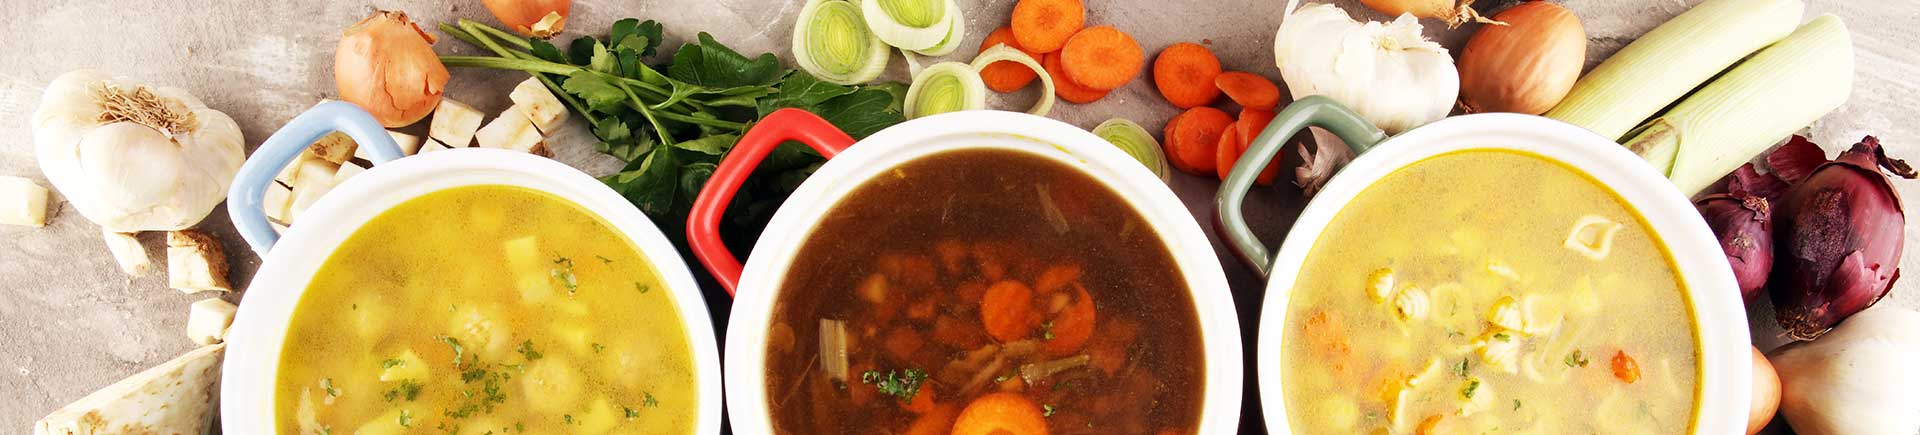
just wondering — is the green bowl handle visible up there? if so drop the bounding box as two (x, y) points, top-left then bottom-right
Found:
(1213, 95), (1386, 279)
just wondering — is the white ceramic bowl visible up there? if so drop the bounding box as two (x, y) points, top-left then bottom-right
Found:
(1246, 113), (1750, 434)
(220, 148), (724, 434)
(715, 110), (1245, 433)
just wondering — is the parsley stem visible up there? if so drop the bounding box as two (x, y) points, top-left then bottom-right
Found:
(654, 110), (747, 130)
(459, 19), (533, 51)
(614, 80), (676, 147)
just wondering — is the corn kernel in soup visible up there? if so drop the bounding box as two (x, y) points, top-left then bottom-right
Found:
(274, 185), (697, 434)
(1282, 150), (1699, 434)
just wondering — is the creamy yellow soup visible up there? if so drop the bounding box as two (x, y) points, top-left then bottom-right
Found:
(275, 185), (697, 435)
(1282, 150), (1699, 434)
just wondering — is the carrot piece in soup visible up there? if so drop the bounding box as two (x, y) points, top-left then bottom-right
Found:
(981, 280), (1038, 342)
(1612, 350), (1641, 383)
(903, 382), (938, 414)
(1042, 285), (1097, 356)
(1010, 0), (1084, 53)
(1152, 42), (1223, 108)
(904, 404), (960, 435)
(1163, 106), (1235, 176)
(932, 315), (988, 348)
(1060, 26), (1145, 90)
(1033, 263), (1083, 295)
(884, 326), (926, 361)
(1042, 52), (1110, 104)
(1215, 71), (1282, 110)
(952, 392), (1051, 435)
(979, 27), (1043, 93)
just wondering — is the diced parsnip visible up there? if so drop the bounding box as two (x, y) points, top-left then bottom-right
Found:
(32, 344), (224, 435)
(520, 357), (584, 414)
(352, 407), (410, 435)
(352, 130), (424, 160)
(378, 350), (430, 382)
(1635, 15), (1855, 196)
(476, 106), (551, 156)
(429, 98), (484, 147)
(185, 297), (237, 345)
(1545, 0), (1804, 140)
(286, 160), (339, 221)
(417, 137), (455, 154)
(262, 181), (293, 224)
(101, 231), (151, 276)
(510, 77), (569, 134)
(333, 162), (368, 185)
(166, 230), (231, 293)
(273, 150), (313, 185)
(503, 235), (554, 302)
(447, 304), (513, 361)
(0, 176), (49, 227)
(308, 132), (357, 164)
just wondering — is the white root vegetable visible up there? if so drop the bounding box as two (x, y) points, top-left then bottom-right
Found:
(509, 77), (569, 134)
(430, 98), (485, 147)
(166, 230), (230, 293)
(100, 231), (150, 276)
(185, 297), (237, 345)
(476, 106), (551, 156)
(0, 176), (50, 227)
(351, 130), (423, 160)
(1769, 305), (1920, 435)
(34, 344), (224, 435)
(32, 70), (244, 232)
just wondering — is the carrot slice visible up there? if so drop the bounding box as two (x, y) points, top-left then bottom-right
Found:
(1215, 123), (1243, 182)
(904, 404), (960, 435)
(903, 382), (938, 414)
(1152, 42), (1222, 108)
(1162, 106), (1234, 176)
(978, 27), (1041, 93)
(1042, 52), (1109, 104)
(1032, 263), (1082, 295)
(1215, 71), (1281, 110)
(1612, 350), (1641, 384)
(1042, 284), (1097, 356)
(981, 280), (1038, 342)
(1010, 0), (1084, 53)
(952, 392), (1050, 435)
(1059, 26), (1143, 91)
(1235, 108), (1280, 186)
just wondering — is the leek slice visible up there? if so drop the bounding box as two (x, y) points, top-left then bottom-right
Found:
(1093, 118), (1172, 182)
(903, 62), (986, 119)
(967, 44), (1055, 116)
(862, 0), (952, 51)
(793, 0), (891, 85)
(909, 0), (967, 56)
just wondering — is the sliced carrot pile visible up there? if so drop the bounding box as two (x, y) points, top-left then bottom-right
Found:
(1215, 71), (1281, 110)
(1042, 52), (1109, 104)
(978, 27), (1041, 93)
(1153, 42), (1222, 109)
(1042, 284), (1097, 356)
(1010, 0), (1084, 53)
(1163, 106), (1234, 176)
(1234, 108), (1281, 185)
(980, 280), (1038, 342)
(951, 392), (1050, 435)
(1059, 26), (1143, 90)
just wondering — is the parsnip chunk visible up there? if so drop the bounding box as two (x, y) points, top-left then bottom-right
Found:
(166, 230), (231, 293)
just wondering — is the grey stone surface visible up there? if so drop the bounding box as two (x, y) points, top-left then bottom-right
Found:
(0, 0), (1913, 431)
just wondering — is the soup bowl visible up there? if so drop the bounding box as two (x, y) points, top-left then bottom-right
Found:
(696, 109), (1244, 434)
(1216, 96), (1749, 434)
(218, 102), (724, 433)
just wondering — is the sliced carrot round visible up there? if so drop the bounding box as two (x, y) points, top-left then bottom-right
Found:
(952, 392), (1050, 435)
(1153, 42), (1222, 108)
(978, 27), (1040, 93)
(1042, 284), (1097, 356)
(1010, 0), (1084, 53)
(1059, 26), (1143, 91)
(980, 280), (1037, 342)
(1215, 123), (1243, 182)
(1042, 52), (1108, 104)
(1163, 106), (1234, 176)
(1215, 71), (1282, 110)
(1236, 108), (1281, 186)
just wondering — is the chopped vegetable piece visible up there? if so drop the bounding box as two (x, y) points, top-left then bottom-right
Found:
(1152, 42), (1223, 109)
(475, 106), (551, 156)
(166, 230), (230, 293)
(1230, 108), (1281, 185)
(908, 0), (968, 56)
(428, 98), (484, 147)
(863, 0), (954, 51)
(1010, 0), (1084, 53)
(794, 0), (892, 85)
(903, 62), (988, 119)
(101, 231), (151, 276)
(1163, 106), (1235, 176)
(981, 280), (1038, 342)
(1215, 71), (1281, 110)
(32, 344), (224, 435)
(1059, 26), (1143, 90)
(821, 319), (851, 384)
(1611, 350), (1640, 383)
(977, 27), (1040, 92)
(1040, 52), (1108, 103)
(1092, 118), (1172, 181)
(968, 45), (1055, 116)
(1215, 122), (1244, 181)
(510, 77), (570, 134)
(1040, 285), (1096, 355)
(951, 392), (1049, 435)
(185, 298), (237, 345)
(0, 176), (48, 228)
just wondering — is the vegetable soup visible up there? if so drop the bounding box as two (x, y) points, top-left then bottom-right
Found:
(1281, 150), (1700, 434)
(764, 149), (1205, 435)
(274, 185), (697, 434)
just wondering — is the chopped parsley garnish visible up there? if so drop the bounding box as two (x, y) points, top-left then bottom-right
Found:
(552, 256), (580, 294)
(381, 358), (405, 369)
(1513, 399), (1523, 410)
(398, 409), (413, 427)
(643, 392), (659, 408)
(563, 414), (575, 425)
(1565, 350), (1590, 367)
(861, 368), (928, 402)
(624, 405), (641, 418)
(1042, 404), (1058, 417)
(383, 380), (422, 402)
(516, 340), (544, 361)
(1493, 332), (1513, 342)
(635, 282), (651, 294)
(437, 336), (467, 367)
(1454, 358), (1471, 377)
(320, 377), (341, 397)
(1462, 378), (1482, 399)
(1040, 321), (1056, 340)
(596, 254), (614, 264)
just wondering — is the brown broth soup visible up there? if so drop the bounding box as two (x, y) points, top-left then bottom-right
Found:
(763, 149), (1205, 435)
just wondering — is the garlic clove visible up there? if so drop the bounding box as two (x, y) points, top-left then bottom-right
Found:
(0, 176), (50, 227)
(101, 230), (151, 276)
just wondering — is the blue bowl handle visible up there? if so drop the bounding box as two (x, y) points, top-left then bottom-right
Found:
(228, 102), (405, 255)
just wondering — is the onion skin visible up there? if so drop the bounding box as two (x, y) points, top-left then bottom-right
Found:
(335, 10), (448, 128)
(1698, 193), (1773, 302)
(1749, 346), (1780, 435)
(1771, 136), (1916, 340)
(482, 0), (572, 38)
(1456, 1), (1586, 115)
(1359, 0), (1489, 28)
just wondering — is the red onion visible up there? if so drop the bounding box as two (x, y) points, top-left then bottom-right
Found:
(1771, 136), (1916, 340)
(1697, 193), (1773, 302)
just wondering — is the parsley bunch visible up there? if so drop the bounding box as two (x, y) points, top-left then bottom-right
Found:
(440, 19), (905, 254)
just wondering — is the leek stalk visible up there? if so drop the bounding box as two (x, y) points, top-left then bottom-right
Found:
(793, 0), (891, 85)
(862, 0), (954, 51)
(1545, 0), (1803, 140)
(903, 62), (986, 119)
(1093, 119), (1171, 182)
(1629, 15), (1854, 196)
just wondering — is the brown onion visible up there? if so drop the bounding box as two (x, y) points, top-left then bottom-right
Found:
(482, 0), (572, 38)
(1697, 193), (1773, 302)
(1771, 136), (1916, 340)
(1456, 1), (1586, 115)
(335, 10), (448, 127)
(1749, 346), (1780, 435)
(1359, 0), (1494, 28)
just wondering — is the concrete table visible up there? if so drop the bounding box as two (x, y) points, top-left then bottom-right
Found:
(1, 0), (1913, 432)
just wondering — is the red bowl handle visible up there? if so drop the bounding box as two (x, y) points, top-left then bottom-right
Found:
(688, 108), (855, 296)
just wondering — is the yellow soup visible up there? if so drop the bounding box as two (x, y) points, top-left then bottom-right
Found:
(275, 185), (697, 435)
(1281, 150), (1699, 434)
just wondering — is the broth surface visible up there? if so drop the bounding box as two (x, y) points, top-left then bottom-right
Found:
(1282, 150), (1699, 434)
(275, 185), (697, 434)
(765, 149), (1205, 435)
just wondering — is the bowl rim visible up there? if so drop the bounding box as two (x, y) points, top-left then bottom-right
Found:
(1254, 113), (1750, 434)
(219, 148), (724, 434)
(721, 109), (1245, 434)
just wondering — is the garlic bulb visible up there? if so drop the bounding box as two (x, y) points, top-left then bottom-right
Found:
(32, 70), (245, 232)
(1274, 1), (1459, 135)
(1769, 305), (1920, 435)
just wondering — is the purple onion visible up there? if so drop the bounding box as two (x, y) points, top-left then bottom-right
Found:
(1770, 136), (1916, 340)
(1697, 193), (1773, 302)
